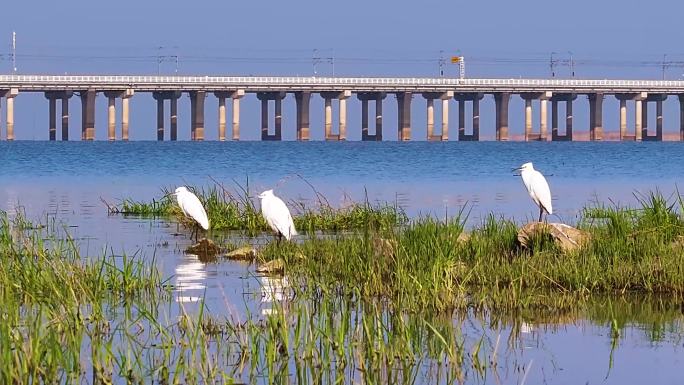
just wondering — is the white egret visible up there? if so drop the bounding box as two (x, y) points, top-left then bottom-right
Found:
(513, 162), (553, 222)
(258, 189), (297, 241)
(172, 186), (209, 239)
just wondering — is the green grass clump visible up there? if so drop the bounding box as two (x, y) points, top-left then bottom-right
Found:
(0, 211), (168, 383)
(109, 182), (407, 235)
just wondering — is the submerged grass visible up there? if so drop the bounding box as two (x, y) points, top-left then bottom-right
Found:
(106, 181), (407, 235)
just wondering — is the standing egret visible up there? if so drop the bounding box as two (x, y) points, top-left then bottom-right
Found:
(258, 189), (297, 241)
(513, 162), (553, 222)
(172, 186), (209, 239)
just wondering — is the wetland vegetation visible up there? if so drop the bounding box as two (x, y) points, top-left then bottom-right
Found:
(3, 187), (684, 383)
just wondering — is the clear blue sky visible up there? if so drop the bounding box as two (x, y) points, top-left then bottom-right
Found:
(1, 0), (683, 139)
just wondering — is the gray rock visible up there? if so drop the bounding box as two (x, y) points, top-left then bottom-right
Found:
(517, 222), (589, 253)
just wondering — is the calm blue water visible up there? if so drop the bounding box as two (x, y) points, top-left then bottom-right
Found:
(1, 140), (684, 384)
(2, 141), (683, 220)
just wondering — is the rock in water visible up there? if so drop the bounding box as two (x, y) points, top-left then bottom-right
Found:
(517, 222), (589, 253)
(256, 258), (285, 275)
(223, 246), (258, 261)
(185, 238), (221, 262)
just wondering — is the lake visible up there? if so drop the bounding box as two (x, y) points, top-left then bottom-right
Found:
(1, 140), (683, 384)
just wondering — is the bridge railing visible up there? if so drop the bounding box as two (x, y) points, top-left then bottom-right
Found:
(2, 75), (684, 88)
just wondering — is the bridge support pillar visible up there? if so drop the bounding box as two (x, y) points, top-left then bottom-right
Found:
(101, 90), (131, 141)
(376, 94), (384, 141)
(121, 89), (133, 141)
(524, 97), (533, 140)
(442, 97), (450, 141)
(635, 96), (643, 142)
(169, 94), (178, 141)
(615, 93), (646, 141)
(232, 91), (243, 140)
(324, 97), (333, 139)
(453, 92), (482, 141)
(521, 92), (551, 141)
(551, 94), (574, 141)
(361, 98), (369, 139)
(46, 94), (57, 141)
(2, 89), (18, 140)
(540, 98), (548, 140)
(295, 91), (311, 141)
(107, 95), (116, 141)
(153, 92), (165, 141)
(358, 92), (385, 141)
(656, 99), (663, 140)
(680, 95), (684, 141)
(257, 92), (285, 141)
(619, 98), (627, 140)
(588, 93), (603, 141)
(339, 93), (348, 140)
(260, 97), (268, 140)
(426, 98), (434, 139)
(190, 91), (206, 141)
(217, 95), (226, 141)
(61, 94), (70, 141)
(216, 90), (244, 140)
(396, 92), (412, 141)
(422, 91), (452, 141)
(494, 92), (510, 141)
(153, 91), (181, 141)
(321, 91), (351, 140)
(643, 94), (665, 141)
(44, 92), (70, 140)
(80, 90), (96, 141)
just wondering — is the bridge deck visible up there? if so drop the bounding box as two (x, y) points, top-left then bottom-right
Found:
(2, 75), (684, 94)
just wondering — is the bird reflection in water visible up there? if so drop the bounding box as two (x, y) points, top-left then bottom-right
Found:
(259, 275), (289, 316)
(175, 256), (207, 303)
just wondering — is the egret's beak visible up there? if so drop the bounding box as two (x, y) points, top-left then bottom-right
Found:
(512, 167), (522, 176)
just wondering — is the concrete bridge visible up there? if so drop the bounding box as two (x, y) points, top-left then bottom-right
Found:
(2, 74), (684, 141)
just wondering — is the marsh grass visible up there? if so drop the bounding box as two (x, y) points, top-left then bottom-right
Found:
(258, 191), (684, 313)
(107, 181), (407, 235)
(6, 191), (684, 384)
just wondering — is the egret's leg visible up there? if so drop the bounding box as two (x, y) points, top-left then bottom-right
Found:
(538, 207), (543, 222)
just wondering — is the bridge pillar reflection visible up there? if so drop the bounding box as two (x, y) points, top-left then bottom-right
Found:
(257, 92), (285, 141)
(358, 92), (385, 141)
